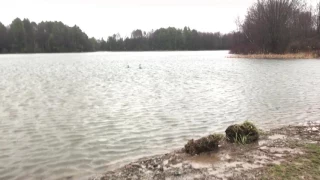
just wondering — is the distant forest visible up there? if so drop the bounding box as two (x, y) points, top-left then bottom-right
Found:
(231, 0), (320, 54)
(0, 18), (232, 53)
(1, 0), (319, 54)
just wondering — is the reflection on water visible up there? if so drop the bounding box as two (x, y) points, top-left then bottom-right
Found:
(0, 51), (320, 179)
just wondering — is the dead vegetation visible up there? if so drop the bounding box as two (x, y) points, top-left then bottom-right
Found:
(228, 52), (319, 59)
(184, 121), (259, 156)
(184, 134), (224, 155)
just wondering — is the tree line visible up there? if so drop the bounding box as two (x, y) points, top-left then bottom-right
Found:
(0, 18), (94, 53)
(103, 28), (233, 51)
(2, 1), (320, 55)
(231, 0), (320, 54)
(0, 18), (233, 53)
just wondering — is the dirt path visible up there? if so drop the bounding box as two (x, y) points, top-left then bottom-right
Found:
(91, 122), (320, 180)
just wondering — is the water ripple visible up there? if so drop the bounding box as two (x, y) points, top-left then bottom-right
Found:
(1, 51), (320, 180)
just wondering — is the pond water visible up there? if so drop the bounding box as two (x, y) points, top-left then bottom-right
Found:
(0, 51), (320, 180)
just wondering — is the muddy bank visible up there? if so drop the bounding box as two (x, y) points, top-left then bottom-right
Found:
(91, 122), (320, 180)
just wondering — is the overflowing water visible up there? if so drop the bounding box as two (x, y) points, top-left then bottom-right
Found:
(0, 51), (320, 180)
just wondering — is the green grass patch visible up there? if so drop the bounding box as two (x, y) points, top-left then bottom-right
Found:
(263, 143), (320, 180)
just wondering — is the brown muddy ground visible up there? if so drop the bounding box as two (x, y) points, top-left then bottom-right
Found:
(91, 122), (320, 180)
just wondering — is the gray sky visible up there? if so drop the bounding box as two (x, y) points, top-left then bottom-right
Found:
(0, 0), (318, 39)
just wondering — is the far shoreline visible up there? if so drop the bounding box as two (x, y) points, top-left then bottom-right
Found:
(0, 50), (229, 55)
(228, 52), (320, 59)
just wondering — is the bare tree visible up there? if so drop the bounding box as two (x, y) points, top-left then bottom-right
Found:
(233, 0), (320, 54)
(131, 29), (143, 39)
(317, 2), (320, 34)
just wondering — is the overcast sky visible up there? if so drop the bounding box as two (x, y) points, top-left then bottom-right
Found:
(0, 0), (318, 39)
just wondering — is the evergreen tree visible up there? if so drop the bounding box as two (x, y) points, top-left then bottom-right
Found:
(9, 18), (26, 52)
(0, 22), (8, 53)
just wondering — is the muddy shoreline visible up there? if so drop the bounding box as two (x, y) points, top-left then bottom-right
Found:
(91, 122), (320, 180)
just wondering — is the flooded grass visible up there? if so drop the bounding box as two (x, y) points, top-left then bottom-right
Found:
(228, 52), (319, 59)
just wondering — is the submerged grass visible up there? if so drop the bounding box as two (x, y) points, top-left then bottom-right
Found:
(263, 143), (320, 180)
(228, 52), (319, 59)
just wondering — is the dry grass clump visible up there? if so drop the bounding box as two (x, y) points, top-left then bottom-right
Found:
(185, 121), (260, 155)
(185, 134), (224, 155)
(228, 52), (319, 59)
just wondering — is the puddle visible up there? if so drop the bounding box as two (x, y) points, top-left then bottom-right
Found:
(268, 134), (287, 140)
(259, 146), (302, 155)
(186, 153), (220, 164)
(258, 140), (269, 146)
(306, 127), (320, 132)
(185, 151), (238, 170)
(299, 121), (320, 126)
(208, 160), (262, 179)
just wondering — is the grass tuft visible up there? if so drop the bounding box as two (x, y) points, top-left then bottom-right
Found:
(225, 121), (259, 144)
